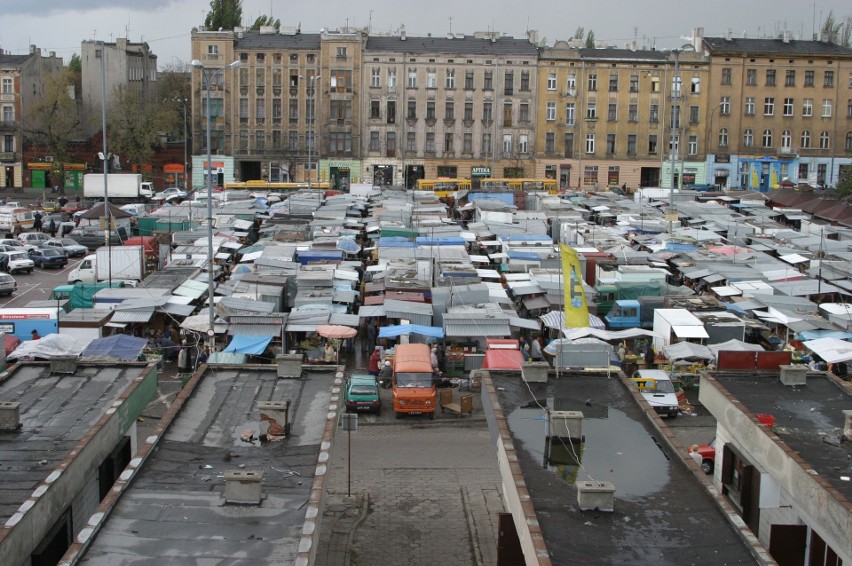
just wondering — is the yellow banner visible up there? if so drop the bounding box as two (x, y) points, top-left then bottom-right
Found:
(560, 244), (589, 328)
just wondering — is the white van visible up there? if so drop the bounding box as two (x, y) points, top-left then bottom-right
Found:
(631, 369), (680, 418)
(0, 208), (34, 234)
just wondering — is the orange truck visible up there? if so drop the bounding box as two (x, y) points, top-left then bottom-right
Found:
(392, 343), (437, 419)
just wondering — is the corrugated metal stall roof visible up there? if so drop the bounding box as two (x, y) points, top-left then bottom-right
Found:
(109, 310), (154, 323)
(383, 299), (433, 325)
(329, 313), (360, 327)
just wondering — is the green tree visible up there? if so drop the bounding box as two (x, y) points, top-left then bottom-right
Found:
(251, 15), (280, 31)
(585, 30), (596, 48)
(820, 11), (852, 46)
(24, 68), (80, 185)
(67, 53), (81, 73)
(107, 85), (168, 171)
(573, 27), (584, 40)
(838, 174), (852, 198)
(204, 0), (242, 30)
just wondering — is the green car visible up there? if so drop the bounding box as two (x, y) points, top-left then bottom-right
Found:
(345, 374), (381, 413)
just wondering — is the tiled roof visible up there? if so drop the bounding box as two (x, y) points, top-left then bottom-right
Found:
(703, 36), (852, 57)
(235, 30), (322, 50)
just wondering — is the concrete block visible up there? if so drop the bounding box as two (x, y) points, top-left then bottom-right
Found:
(779, 365), (807, 386)
(577, 480), (615, 512)
(843, 409), (852, 441)
(224, 470), (264, 505)
(549, 410), (583, 440)
(50, 357), (78, 375)
(276, 354), (303, 378)
(521, 362), (549, 383)
(0, 401), (21, 431)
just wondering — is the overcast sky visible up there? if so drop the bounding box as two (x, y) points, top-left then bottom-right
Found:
(3, 0), (850, 67)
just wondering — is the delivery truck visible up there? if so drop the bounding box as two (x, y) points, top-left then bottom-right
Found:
(83, 174), (154, 201)
(0, 307), (59, 341)
(67, 246), (147, 285)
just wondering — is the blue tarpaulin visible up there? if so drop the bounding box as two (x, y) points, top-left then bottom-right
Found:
(378, 324), (444, 339)
(81, 335), (148, 361)
(415, 237), (466, 246)
(797, 329), (852, 341)
(296, 250), (343, 265)
(507, 250), (543, 261)
(224, 335), (273, 355)
(467, 192), (515, 205)
(377, 237), (415, 247)
(665, 243), (697, 252)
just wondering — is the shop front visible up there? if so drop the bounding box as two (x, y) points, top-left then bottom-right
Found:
(471, 166), (491, 189)
(321, 159), (361, 191)
(661, 161), (708, 189)
(191, 155), (236, 190)
(27, 162), (85, 190)
(372, 164), (394, 186)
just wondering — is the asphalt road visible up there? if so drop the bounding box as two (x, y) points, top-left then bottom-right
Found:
(0, 255), (86, 309)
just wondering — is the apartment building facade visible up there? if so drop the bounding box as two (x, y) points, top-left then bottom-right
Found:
(0, 45), (63, 188)
(703, 32), (852, 190)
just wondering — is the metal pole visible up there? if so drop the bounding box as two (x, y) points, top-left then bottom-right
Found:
(100, 40), (112, 287)
(205, 70), (215, 353)
(347, 425), (351, 497)
(307, 77), (312, 190)
(670, 49), (681, 209)
(182, 98), (188, 191)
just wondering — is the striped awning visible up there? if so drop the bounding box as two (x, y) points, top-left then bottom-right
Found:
(109, 310), (154, 324)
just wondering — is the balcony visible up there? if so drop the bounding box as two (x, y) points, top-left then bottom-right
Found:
(0, 152), (15, 161)
(777, 146), (798, 155)
(0, 120), (17, 131)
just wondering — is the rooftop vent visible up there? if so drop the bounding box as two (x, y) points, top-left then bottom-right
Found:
(224, 470), (264, 505)
(50, 357), (78, 375)
(257, 400), (291, 440)
(0, 401), (21, 431)
(276, 353), (303, 378)
(843, 409), (852, 442)
(779, 365), (807, 386)
(549, 410), (583, 441)
(577, 480), (615, 512)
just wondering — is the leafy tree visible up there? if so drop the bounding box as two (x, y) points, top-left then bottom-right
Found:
(157, 61), (192, 146)
(67, 53), (81, 73)
(585, 30), (596, 48)
(573, 27), (584, 40)
(251, 15), (280, 31)
(204, 0), (243, 30)
(838, 173), (852, 198)
(24, 68), (80, 184)
(820, 11), (852, 46)
(107, 85), (168, 171)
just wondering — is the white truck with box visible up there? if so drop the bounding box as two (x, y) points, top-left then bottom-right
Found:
(83, 174), (154, 201)
(67, 246), (147, 284)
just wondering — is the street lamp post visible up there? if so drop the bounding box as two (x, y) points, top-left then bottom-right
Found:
(307, 75), (321, 190)
(175, 97), (189, 190)
(191, 59), (241, 353)
(96, 39), (112, 287)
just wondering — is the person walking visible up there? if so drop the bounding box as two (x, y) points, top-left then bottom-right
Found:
(368, 346), (382, 376)
(31, 329), (41, 340)
(178, 340), (189, 372)
(366, 320), (377, 352)
(48, 219), (56, 237)
(529, 337), (543, 361)
(33, 211), (43, 232)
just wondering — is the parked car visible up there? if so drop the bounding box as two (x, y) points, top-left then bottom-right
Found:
(67, 227), (128, 250)
(153, 187), (188, 201)
(688, 438), (716, 474)
(18, 232), (51, 247)
(0, 202), (25, 210)
(28, 247), (69, 269)
(41, 200), (61, 213)
(0, 272), (16, 296)
(0, 250), (34, 274)
(0, 238), (34, 251)
(344, 374), (382, 413)
(42, 238), (89, 258)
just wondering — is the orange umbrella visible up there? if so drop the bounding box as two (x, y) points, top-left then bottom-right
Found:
(315, 325), (357, 339)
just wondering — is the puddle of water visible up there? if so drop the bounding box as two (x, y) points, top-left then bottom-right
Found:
(507, 402), (670, 500)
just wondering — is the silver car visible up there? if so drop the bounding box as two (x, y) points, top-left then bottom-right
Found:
(43, 238), (89, 258)
(0, 251), (34, 274)
(0, 272), (16, 296)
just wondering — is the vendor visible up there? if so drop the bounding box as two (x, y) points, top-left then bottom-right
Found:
(368, 346), (382, 375)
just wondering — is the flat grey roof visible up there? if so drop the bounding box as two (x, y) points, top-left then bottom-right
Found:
(711, 372), (852, 502)
(0, 363), (145, 524)
(366, 35), (539, 57)
(493, 373), (757, 564)
(80, 368), (334, 564)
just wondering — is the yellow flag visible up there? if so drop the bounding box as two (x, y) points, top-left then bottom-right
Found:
(560, 244), (589, 328)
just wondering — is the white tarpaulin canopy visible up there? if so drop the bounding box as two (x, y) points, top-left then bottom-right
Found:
(802, 337), (852, 364)
(7, 334), (90, 359)
(663, 342), (714, 360)
(561, 327), (662, 341)
(707, 339), (765, 357)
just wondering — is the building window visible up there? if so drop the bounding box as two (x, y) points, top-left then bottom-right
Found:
(690, 76), (701, 94)
(463, 132), (473, 153)
(502, 133), (513, 155)
(446, 69), (455, 89)
(803, 98), (813, 116)
(425, 132), (435, 152)
(629, 74), (639, 92)
(719, 96), (730, 116)
(801, 130), (811, 148)
(330, 100), (352, 121)
(437, 166), (458, 178)
(846, 131), (852, 151)
(427, 70), (437, 89)
(272, 130), (281, 149)
(609, 74), (618, 92)
(387, 100), (396, 124)
(4, 134), (13, 152)
(586, 102), (597, 120)
(465, 71), (474, 90)
(503, 102), (512, 127)
(785, 69), (795, 86)
(388, 69), (397, 91)
(688, 135), (698, 155)
(607, 103), (617, 121)
(547, 73), (556, 90)
(371, 68), (381, 87)
(650, 76), (660, 92)
(762, 129), (772, 148)
(805, 70), (814, 86)
(445, 100), (455, 120)
(370, 131), (380, 151)
(2, 105), (13, 122)
(329, 69), (353, 93)
(719, 128), (728, 147)
(546, 101), (556, 121)
(822, 99), (832, 117)
(583, 165), (598, 186)
(608, 166), (620, 185)
(564, 133), (574, 157)
(504, 71), (513, 95)
(482, 133), (492, 156)
(606, 133), (616, 155)
(721, 68), (732, 85)
(407, 68), (417, 88)
(336, 47), (347, 58)
(253, 131), (265, 151)
(519, 102), (529, 123)
(648, 134), (658, 154)
(743, 128), (753, 147)
(1, 78), (11, 94)
(370, 100), (380, 119)
(585, 133), (595, 154)
(520, 70), (530, 91)
(689, 105), (699, 124)
(628, 103), (638, 123)
(627, 134), (637, 156)
(444, 132), (454, 153)
(464, 102), (473, 121)
(649, 103), (659, 123)
(824, 70), (834, 87)
(588, 73), (597, 91)
(745, 69), (756, 86)
(565, 103), (576, 126)
(745, 97), (755, 116)
(483, 102), (492, 122)
(766, 69), (776, 86)
(426, 101), (436, 120)
(406, 131), (416, 151)
(545, 131), (556, 154)
(408, 100), (417, 119)
(783, 98), (794, 116)
(519, 134), (528, 154)
(848, 99), (852, 118)
(820, 130), (830, 149)
(566, 73), (577, 93)
(328, 133), (353, 156)
(764, 97), (775, 116)
(288, 130), (298, 151)
(818, 163), (827, 185)
(288, 99), (298, 122)
(207, 44), (218, 55)
(484, 70), (493, 90)
(781, 130), (791, 148)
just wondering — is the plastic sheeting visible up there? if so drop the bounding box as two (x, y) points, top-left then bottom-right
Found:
(378, 324), (444, 339)
(81, 335), (148, 361)
(7, 334), (90, 359)
(663, 341), (714, 361)
(224, 335), (273, 355)
(801, 337), (852, 364)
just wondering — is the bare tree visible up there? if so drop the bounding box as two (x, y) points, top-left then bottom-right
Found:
(107, 85), (168, 171)
(24, 68), (80, 186)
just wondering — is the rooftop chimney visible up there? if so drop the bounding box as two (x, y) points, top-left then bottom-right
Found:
(29, 44), (36, 54)
(0, 402), (21, 431)
(257, 400), (291, 440)
(844, 409), (852, 441)
(224, 470), (264, 505)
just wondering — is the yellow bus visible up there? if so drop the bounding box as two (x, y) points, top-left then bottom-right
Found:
(478, 178), (558, 194)
(415, 178), (472, 197)
(224, 181), (331, 192)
